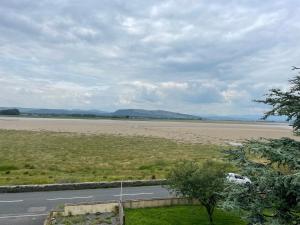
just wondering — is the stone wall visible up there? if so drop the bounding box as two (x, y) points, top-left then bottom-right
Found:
(123, 197), (198, 209)
(44, 197), (198, 225)
(0, 179), (167, 193)
(64, 201), (119, 216)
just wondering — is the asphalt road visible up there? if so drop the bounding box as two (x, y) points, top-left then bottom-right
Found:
(0, 185), (171, 225)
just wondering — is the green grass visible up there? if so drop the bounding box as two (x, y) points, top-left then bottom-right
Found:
(0, 129), (225, 185)
(125, 205), (246, 225)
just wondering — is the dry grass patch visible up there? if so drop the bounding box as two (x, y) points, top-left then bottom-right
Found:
(0, 129), (223, 185)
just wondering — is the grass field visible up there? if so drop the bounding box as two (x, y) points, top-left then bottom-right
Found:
(125, 205), (246, 225)
(0, 129), (223, 185)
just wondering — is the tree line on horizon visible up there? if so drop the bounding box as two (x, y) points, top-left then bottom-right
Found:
(0, 108), (20, 115)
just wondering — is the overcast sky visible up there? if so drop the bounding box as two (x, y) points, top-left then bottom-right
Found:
(0, 0), (300, 115)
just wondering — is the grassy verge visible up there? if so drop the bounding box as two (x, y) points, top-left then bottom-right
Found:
(0, 129), (224, 185)
(125, 205), (245, 225)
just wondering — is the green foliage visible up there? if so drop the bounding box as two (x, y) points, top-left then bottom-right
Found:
(125, 205), (246, 225)
(224, 138), (300, 224)
(240, 73), (300, 223)
(235, 73), (300, 224)
(255, 75), (300, 133)
(167, 160), (229, 225)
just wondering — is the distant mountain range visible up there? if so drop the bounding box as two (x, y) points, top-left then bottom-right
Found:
(111, 109), (200, 120)
(0, 107), (201, 120)
(0, 107), (288, 122)
(18, 108), (108, 116)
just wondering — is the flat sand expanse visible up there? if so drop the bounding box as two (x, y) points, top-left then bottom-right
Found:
(0, 117), (298, 144)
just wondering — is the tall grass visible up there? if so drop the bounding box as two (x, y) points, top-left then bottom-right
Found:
(0, 130), (223, 185)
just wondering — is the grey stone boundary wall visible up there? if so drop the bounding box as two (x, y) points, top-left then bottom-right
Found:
(0, 179), (168, 193)
(44, 197), (199, 225)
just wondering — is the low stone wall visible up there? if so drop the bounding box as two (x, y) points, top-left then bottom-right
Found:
(44, 197), (198, 225)
(64, 201), (119, 216)
(123, 197), (198, 209)
(44, 201), (121, 225)
(0, 179), (167, 193)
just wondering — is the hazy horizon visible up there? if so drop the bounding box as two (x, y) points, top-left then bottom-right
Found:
(0, 106), (289, 121)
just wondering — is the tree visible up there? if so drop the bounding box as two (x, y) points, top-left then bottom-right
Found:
(0, 108), (20, 115)
(224, 71), (300, 224)
(224, 138), (300, 225)
(167, 160), (228, 225)
(255, 68), (300, 133)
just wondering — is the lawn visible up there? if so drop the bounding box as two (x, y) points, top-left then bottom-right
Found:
(125, 205), (246, 225)
(0, 130), (224, 185)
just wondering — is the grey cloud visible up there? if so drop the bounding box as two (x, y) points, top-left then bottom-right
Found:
(0, 0), (300, 115)
(116, 80), (227, 110)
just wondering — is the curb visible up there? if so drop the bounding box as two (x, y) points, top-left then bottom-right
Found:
(0, 179), (168, 193)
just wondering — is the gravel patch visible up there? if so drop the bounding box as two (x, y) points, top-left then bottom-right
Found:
(51, 212), (120, 225)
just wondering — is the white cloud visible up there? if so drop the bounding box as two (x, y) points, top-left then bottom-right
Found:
(0, 0), (299, 115)
(160, 81), (188, 90)
(224, 12), (283, 41)
(0, 74), (110, 108)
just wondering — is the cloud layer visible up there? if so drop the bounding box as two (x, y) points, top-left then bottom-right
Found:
(1, 0), (300, 115)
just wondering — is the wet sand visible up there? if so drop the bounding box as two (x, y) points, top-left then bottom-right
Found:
(0, 117), (298, 144)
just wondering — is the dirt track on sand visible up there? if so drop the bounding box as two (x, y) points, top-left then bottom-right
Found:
(0, 117), (299, 144)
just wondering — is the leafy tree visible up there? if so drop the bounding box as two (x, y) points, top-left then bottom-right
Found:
(255, 68), (300, 133)
(167, 160), (228, 225)
(224, 138), (300, 225)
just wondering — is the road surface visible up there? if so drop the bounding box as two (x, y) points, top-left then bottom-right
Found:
(0, 185), (171, 225)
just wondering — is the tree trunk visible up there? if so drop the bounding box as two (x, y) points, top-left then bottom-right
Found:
(205, 206), (214, 225)
(208, 213), (214, 225)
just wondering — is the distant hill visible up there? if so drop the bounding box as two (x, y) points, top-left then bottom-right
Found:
(0, 107), (200, 120)
(0, 108), (20, 115)
(112, 109), (201, 120)
(14, 108), (109, 116)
